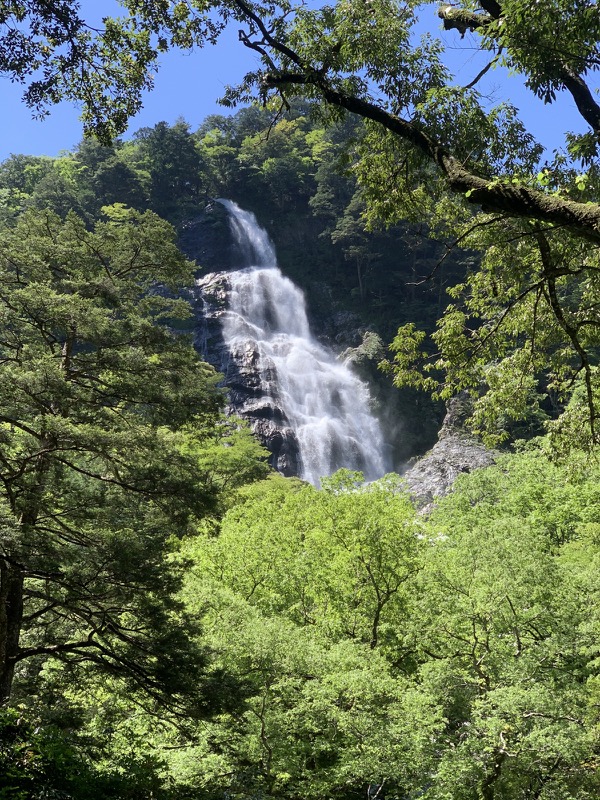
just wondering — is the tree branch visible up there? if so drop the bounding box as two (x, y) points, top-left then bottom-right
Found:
(559, 66), (600, 134)
(479, 0), (502, 17)
(536, 229), (599, 442)
(14, 637), (100, 663)
(437, 6), (492, 36)
(463, 49), (502, 90)
(263, 71), (600, 241)
(438, 3), (600, 134)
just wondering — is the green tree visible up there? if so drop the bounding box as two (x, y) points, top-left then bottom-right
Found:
(410, 450), (600, 799)
(237, 116), (317, 213)
(132, 120), (206, 220)
(192, 470), (421, 656)
(154, 472), (434, 800)
(72, 139), (149, 217)
(161, 606), (441, 800)
(0, 1), (226, 143)
(0, 154), (54, 222)
(331, 192), (381, 301)
(45, 447), (600, 800)
(174, 455), (600, 800)
(27, 157), (89, 219)
(0, 203), (259, 705)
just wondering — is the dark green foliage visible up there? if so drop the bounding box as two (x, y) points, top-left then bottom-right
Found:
(0, 704), (178, 799)
(0, 105), (464, 346)
(73, 139), (149, 218)
(0, 203), (267, 709)
(0, 1), (224, 143)
(0, 706), (91, 799)
(133, 120), (206, 222)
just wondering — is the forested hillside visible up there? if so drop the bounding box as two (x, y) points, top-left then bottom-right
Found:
(0, 106), (466, 339)
(0, 106), (467, 455)
(1, 2), (600, 799)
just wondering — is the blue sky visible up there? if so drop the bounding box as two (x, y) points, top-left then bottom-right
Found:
(0, 13), (259, 157)
(0, 2), (587, 160)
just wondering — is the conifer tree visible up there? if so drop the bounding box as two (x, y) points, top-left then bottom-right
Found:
(0, 204), (233, 704)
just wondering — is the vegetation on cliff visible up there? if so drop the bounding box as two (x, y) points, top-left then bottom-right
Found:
(1, 2), (600, 798)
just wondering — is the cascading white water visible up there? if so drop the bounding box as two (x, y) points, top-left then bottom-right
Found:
(218, 199), (390, 485)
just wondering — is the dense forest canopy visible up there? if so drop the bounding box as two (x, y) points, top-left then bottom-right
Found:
(0, 2), (599, 799)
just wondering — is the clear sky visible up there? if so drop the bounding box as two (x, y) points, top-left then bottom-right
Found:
(0, 2), (587, 160)
(0, 11), (259, 158)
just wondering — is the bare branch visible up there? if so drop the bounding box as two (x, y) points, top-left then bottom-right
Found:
(464, 49), (502, 91)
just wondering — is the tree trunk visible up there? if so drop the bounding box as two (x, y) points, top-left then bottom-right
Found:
(0, 440), (54, 703)
(0, 557), (24, 703)
(357, 256), (365, 300)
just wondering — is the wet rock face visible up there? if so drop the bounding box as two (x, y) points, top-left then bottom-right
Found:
(193, 270), (302, 477)
(251, 418), (301, 476)
(178, 203), (233, 272)
(402, 393), (497, 512)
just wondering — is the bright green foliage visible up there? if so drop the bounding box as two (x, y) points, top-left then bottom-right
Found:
(191, 470), (421, 650)
(149, 453), (600, 800)
(424, 444), (600, 545)
(26, 446), (600, 800)
(167, 471), (431, 800)
(411, 450), (600, 799)
(163, 612), (442, 800)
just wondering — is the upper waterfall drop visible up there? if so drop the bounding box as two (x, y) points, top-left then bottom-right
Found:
(213, 200), (391, 485)
(218, 199), (277, 268)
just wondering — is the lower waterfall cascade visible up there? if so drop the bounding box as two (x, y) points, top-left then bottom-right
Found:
(198, 200), (391, 486)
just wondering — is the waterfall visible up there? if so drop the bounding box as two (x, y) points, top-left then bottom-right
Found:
(216, 200), (390, 486)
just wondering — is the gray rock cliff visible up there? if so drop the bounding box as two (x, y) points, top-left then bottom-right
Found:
(402, 393), (497, 511)
(193, 270), (301, 476)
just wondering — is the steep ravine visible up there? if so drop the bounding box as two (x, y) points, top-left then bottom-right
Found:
(194, 201), (391, 485)
(180, 202), (494, 494)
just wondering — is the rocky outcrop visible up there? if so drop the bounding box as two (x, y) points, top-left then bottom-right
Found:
(178, 202), (232, 272)
(193, 270), (301, 476)
(402, 393), (497, 511)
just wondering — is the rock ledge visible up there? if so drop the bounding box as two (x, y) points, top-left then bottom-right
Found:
(402, 394), (496, 511)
